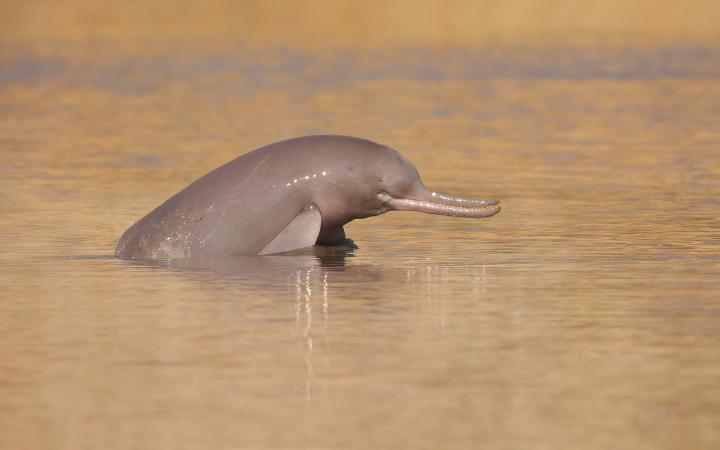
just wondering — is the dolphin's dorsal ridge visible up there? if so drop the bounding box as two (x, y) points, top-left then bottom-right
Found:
(258, 203), (322, 255)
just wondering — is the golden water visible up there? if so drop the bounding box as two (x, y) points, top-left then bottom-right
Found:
(2, 4), (720, 449)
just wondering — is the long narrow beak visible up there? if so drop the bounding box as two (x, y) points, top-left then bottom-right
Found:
(378, 188), (501, 218)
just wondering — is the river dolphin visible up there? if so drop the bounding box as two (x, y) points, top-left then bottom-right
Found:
(115, 135), (501, 260)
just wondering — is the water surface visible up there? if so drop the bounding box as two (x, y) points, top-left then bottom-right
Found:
(1, 41), (719, 450)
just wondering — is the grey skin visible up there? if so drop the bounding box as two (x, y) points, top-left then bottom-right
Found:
(115, 135), (501, 260)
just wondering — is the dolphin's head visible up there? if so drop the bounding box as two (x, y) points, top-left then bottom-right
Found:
(306, 138), (501, 228)
(374, 146), (501, 219)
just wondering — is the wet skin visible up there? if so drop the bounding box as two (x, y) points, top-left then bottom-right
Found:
(115, 135), (501, 260)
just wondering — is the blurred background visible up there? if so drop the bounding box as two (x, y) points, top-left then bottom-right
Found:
(2, 0), (719, 48)
(1, 2), (719, 450)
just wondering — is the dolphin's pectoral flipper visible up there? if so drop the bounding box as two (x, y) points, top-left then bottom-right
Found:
(259, 203), (322, 255)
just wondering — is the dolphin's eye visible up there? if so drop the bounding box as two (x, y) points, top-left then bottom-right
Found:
(395, 181), (414, 196)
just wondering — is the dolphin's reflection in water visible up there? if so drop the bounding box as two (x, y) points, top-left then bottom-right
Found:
(161, 245), (354, 276)
(119, 249), (491, 409)
(122, 247), (360, 404)
(292, 261), (328, 404)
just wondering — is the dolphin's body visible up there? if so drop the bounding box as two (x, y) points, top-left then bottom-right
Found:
(115, 135), (500, 260)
